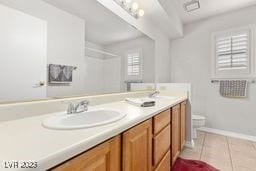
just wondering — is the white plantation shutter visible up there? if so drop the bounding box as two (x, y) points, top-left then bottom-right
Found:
(216, 31), (249, 72)
(125, 49), (143, 81)
(127, 52), (140, 76)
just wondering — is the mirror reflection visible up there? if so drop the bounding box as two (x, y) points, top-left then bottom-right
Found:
(0, 0), (155, 103)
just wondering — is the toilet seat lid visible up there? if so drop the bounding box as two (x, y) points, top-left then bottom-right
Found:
(193, 115), (205, 120)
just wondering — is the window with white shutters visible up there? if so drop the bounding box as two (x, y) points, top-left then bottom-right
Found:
(127, 52), (140, 76)
(125, 49), (142, 81)
(212, 27), (254, 78)
(216, 32), (249, 71)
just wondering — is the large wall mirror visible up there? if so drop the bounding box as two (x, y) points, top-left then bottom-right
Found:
(0, 0), (155, 103)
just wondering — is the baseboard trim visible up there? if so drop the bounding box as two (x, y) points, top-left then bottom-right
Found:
(184, 140), (194, 149)
(198, 127), (256, 142)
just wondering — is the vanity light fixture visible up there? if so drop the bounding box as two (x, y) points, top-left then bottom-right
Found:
(138, 9), (145, 17)
(132, 2), (139, 11)
(184, 0), (200, 12)
(114, 0), (145, 19)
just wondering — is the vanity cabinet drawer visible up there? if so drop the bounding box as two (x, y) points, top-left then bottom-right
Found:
(154, 150), (171, 171)
(153, 124), (171, 166)
(153, 109), (171, 135)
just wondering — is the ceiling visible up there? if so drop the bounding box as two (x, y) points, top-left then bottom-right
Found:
(134, 0), (183, 38)
(43, 0), (144, 45)
(174, 0), (256, 24)
(42, 0), (256, 42)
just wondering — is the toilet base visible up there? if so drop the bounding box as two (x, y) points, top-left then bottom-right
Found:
(192, 115), (206, 139)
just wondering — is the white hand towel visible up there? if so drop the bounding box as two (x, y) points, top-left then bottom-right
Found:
(220, 80), (247, 97)
(125, 98), (155, 107)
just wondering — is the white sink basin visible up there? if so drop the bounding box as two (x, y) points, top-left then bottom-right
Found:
(42, 109), (126, 130)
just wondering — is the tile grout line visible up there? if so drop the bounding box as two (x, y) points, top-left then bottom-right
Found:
(226, 137), (234, 171)
(251, 142), (256, 150)
(199, 132), (206, 160)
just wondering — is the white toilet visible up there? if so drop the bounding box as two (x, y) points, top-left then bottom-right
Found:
(192, 115), (206, 139)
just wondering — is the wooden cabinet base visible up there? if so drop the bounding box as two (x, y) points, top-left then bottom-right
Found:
(50, 135), (121, 171)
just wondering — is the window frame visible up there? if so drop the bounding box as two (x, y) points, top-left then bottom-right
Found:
(124, 48), (143, 81)
(211, 25), (255, 79)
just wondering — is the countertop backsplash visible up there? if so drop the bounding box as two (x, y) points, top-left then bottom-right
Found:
(0, 91), (153, 122)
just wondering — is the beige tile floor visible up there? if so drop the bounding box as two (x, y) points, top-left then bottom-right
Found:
(179, 131), (256, 171)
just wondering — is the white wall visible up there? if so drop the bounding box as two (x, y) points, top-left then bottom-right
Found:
(170, 5), (256, 136)
(84, 57), (104, 95)
(84, 41), (122, 95)
(105, 36), (155, 91)
(103, 58), (122, 93)
(155, 35), (171, 83)
(85, 41), (123, 95)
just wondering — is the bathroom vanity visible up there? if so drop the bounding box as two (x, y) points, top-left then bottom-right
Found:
(0, 92), (188, 171)
(49, 101), (187, 171)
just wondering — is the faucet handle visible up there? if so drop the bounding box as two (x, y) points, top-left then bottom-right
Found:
(148, 90), (160, 98)
(80, 100), (90, 105)
(62, 100), (75, 114)
(74, 100), (90, 113)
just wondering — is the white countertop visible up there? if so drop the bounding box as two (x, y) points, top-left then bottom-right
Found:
(0, 95), (187, 171)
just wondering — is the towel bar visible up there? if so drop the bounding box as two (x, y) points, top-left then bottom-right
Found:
(46, 64), (77, 70)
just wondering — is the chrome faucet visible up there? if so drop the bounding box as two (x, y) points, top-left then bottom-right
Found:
(148, 90), (160, 98)
(74, 100), (89, 113)
(63, 100), (90, 114)
(67, 102), (75, 114)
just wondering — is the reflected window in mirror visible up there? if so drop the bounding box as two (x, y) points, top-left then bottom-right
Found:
(125, 49), (143, 81)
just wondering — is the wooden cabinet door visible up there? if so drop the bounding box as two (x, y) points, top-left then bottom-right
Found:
(171, 104), (181, 164)
(180, 101), (187, 150)
(123, 119), (152, 171)
(51, 135), (121, 171)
